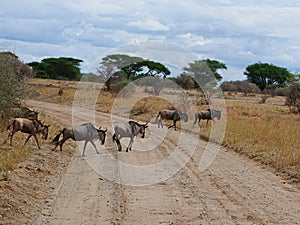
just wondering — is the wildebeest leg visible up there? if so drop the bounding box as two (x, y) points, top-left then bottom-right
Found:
(52, 143), (59, 151)
(158, 118), (163, 128)
(126, 136), (134, 152)
(52, 140), (64, 151)
(113, 133), (122, 151)
(8, 131), (16, 146)
(116, 139), (122, 151)
(193, 114), (198, 128)
(58, 136), (71, 151)
(206, 119), (209, 126)
(89, 140), (99, 155)
(24, 133), (40, 149)
(82, 141), (89, 156)
(24, 134), (32, 146)
(32, 134), (41, 149)
(168, 121), (177, 130)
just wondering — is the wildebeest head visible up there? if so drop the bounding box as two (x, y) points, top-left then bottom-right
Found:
(97, 127), (108, 145)
(180, 112), (188, 122)
(140, 122), (149, 138)
(40, 122), (50, 140)
(212, 109), (221, 120)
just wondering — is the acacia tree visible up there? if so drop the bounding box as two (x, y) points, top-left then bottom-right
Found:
(97, 54), (144, 91)
(183, 59), (227, 99)
(244, 62), (293, 98)
(121, 60), (171, 95)
(98, 54), (171, 95)
(28, 57), (83, 80)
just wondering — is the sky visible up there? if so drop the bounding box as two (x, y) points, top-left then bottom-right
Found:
(1, 0), (300, 81)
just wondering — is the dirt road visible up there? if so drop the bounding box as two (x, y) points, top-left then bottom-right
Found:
(29, 100), (300, 225)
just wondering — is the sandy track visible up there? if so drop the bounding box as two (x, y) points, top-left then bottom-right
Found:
(28, 100), (300, 225)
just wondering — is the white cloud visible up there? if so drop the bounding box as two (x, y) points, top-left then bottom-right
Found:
(177, 33), (211, 48)
(128, 20), (169, 31)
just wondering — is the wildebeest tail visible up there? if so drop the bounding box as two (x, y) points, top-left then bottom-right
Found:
(6, 119), (15, 131)
(6, 123), (12, 131)
(155, 111), (161, 124)
(193, 113), (199, 126)
(112, 133), (116, 141)
(52, 129), (63, 143)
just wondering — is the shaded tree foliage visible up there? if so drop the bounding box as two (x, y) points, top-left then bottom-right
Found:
(28, 57), (83, 80)
(121, 60), (171, 80)
(244, 62), (293, 96)
(221, 81), (261, 94)
(0, 52), (33, 116)
(174, 73), (195, 90)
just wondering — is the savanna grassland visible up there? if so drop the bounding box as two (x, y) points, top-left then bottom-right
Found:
(7, 78), (300, 182)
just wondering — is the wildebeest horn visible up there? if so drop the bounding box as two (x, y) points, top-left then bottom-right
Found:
(99, 126), (107, 132)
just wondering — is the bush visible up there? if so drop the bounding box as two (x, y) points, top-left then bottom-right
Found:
(0, 52), (33, 116)
(285, 83), (300, 113)
(174, 74), (194, 89)
(221, 81), (261, 94)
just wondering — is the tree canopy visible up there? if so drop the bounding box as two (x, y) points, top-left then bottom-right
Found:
(203, 58), (227, 81)
(98, 54), (171, 94)
(244, 62), (293, 93)
(183, 59), (227, 90)
(121, 60), (171, 80)
(28, 57), (83, 80)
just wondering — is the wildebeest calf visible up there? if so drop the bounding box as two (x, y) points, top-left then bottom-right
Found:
(6, 118), (49, 149)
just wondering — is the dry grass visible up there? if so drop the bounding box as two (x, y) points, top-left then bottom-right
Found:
(223, 102), (300, 173)
(7, 78), (300, 181)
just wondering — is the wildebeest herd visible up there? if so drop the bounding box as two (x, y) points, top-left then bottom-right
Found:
(5, 107), (221, 155)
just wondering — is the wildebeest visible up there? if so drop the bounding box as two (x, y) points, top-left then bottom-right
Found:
(6, 118), (50, 149)
(10, 107), (39, 120)
(155, 110), (188, 130)
(193, 109), (221, 128)
(52, 123), (107, 156)
(112, 121), (148, 152)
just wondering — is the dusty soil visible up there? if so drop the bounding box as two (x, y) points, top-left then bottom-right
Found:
(1, 100), (300, 224)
